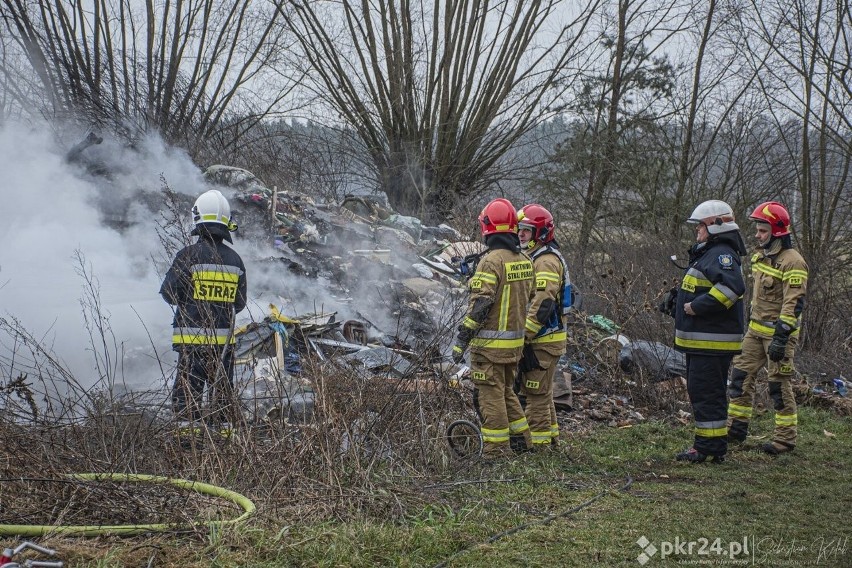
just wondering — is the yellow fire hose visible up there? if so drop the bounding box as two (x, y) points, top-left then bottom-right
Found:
(0, 473), (256, 537)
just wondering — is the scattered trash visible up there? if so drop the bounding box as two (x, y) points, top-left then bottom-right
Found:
(586, 315), (620, 335)
(619, 340), (686, 382)
(795, 382), (852, 416)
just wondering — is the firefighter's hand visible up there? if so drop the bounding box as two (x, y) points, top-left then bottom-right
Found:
(658, 287), (677, 317)
(767, 337), (787, 362)
(451, 344), (466, 364)
(519, 343), (542, 372)
(768, 322), (793, 362)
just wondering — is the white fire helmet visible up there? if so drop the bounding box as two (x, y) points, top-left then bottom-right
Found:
(192, 190), (232, 227)
(687, 200), (739, 235)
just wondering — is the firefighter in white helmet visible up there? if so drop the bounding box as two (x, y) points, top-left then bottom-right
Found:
(160, 189), (247, 442)
(661, 199), (747, 463)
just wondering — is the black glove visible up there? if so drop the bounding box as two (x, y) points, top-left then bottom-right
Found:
(519, 343), (541, 373)
(768, 322), (793, 362)
(658, 287), (677, 317)
(453, 325), (475, 364)
(451, 343), (466, 364)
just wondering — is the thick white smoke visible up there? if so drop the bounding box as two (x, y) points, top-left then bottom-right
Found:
(0, 121), (207, 391)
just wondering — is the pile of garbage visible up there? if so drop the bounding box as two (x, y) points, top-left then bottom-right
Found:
(198, 166), (661, 427)
(795, 376), (852, 416)
(38, 152), (753, 430)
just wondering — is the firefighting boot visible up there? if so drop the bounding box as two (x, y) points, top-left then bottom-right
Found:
(675, 447), (725, 464)
(760, 441), (795, 456)
(727, 419), (749, 444)
(176, 421), (204, 450)
(481, 442), (512, 462)
(510, 435), (533, 453)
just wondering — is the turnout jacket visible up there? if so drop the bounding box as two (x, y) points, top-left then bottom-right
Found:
(746, 238), (808, 339)
(524, 243), (569, 356)
(457, 234), (534, 364)
(674, 231), (746, 355)
(160, 235), (247, 348)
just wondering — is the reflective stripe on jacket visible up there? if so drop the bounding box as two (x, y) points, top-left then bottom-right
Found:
(525, 244), (568, 355)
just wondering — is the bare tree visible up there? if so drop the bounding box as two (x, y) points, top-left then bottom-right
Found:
(734, 0), (852, 349)
(667, 0), (771, 235)
(0, 0), (302, 158)
(737, 0), (852, 257)
(551, 0), (695, 253)
(228, 120), (365, 204)
(274, 0), (600, 222)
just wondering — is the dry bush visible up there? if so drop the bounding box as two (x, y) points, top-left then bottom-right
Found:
(0, 238), (473, 533)
(0, 363), (472, 529)
(563, 240), (688, 416)
(0, 191), (478, 531)
(0, 305), (474, 531)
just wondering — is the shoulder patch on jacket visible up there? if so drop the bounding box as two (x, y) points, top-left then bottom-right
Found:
(718, 254), (734, 269)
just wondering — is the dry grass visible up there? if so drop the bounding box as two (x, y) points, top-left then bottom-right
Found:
(0, 341), (477, 531)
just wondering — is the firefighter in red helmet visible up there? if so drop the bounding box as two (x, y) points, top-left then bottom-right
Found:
(727, 201), (808, 455)
(517, 204), (570, 450)
(452, 198), (535, 459)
